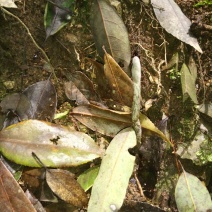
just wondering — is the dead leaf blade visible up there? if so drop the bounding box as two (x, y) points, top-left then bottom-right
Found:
(46, 169), (88, 207)
(104, 52), (134, 106)
(0, 160), (36, 212)
(151, 0), (202, 53)
(72, 104), (131, 137)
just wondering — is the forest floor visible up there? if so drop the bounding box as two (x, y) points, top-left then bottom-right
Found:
(0, 0), (211, 211)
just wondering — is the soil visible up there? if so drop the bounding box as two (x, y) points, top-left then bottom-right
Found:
(0, 0), (211, 211)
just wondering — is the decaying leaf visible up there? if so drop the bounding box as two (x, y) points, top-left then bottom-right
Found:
(65, 71), (100, 104)
(64, 81), (90, 105)
(23, 80), (57, 121)
(44, 0), (75, 39)
(72, 104), (131, 137)
(0, 159), (36, 212)
(46, 169), (88, 207)
(0, 120), (103, 167)
(72, 104), (172, 146)
(88, 127), (136, 211)
(104, 51), (134, 107)
(0, 93), (32, 129)
(180, 63), (198, 104)
(175, 170), (212, 211)
(25, 190), (46, 212)
(90, 0), (131, 74)
(151, 0), (203, 53)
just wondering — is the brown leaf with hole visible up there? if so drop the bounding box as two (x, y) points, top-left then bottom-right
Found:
(0, 159), (36, 212)
(104, 52), (134, 107)
(46, 169), (88, 208)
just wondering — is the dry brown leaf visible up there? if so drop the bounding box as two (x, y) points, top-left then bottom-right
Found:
(0, 159), (36, 212)
(46, 169), (88, 208)
(104, 51), (134, 107)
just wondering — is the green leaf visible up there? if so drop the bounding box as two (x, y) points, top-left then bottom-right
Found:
(175, 170), (212, 212)
(87, 127), (136, 212)
(0, 120), (103, 167)
(77, 166), (100, 192)
(181, 63), (198, 104)
(44, 0), (75, 39)
(90, 0), (131, 74)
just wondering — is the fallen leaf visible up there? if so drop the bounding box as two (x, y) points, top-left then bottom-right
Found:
(71, 104), (131, 137)
(0, 93), (32, 129)
(104, 51), (134, 107)
(23, 80), (57, 121)
(72, 104), (172, 146)
(151, 0), (203, 53)
(0, 0), (17, 8)
(0, 159), (36, 212)
(44, 0), (75, 39)
(90, 0), (131, 74)
(87, 127), (136, 212)
(46, 169), (88, 207)
(64, 81), (90, 105)
(181, 63), (198, 104)
(25, 189), (46, 212)
(175, 170), (212, 211)
(64, 71), (100, 104)
(0, 120), (103, 167)
(77, 166), (100, 192)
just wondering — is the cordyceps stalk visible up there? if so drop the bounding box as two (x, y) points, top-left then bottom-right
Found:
(131, 56), (142, 145)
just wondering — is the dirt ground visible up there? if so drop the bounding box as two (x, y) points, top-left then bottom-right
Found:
(0, 0), (211, 211)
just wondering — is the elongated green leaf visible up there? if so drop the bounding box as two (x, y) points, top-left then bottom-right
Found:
(181, 63), (198, 104)
(87, 127), (136, 212)
(175, 170), (212, 212)
(90, 0), (131, 74)
(0, 120), (103, 167)
(77, 166), (100, 192)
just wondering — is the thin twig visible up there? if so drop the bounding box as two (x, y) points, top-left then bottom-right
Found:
(1, 7), (58, 81)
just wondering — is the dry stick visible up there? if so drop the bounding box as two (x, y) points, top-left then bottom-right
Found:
(1, 7), (57, 81)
